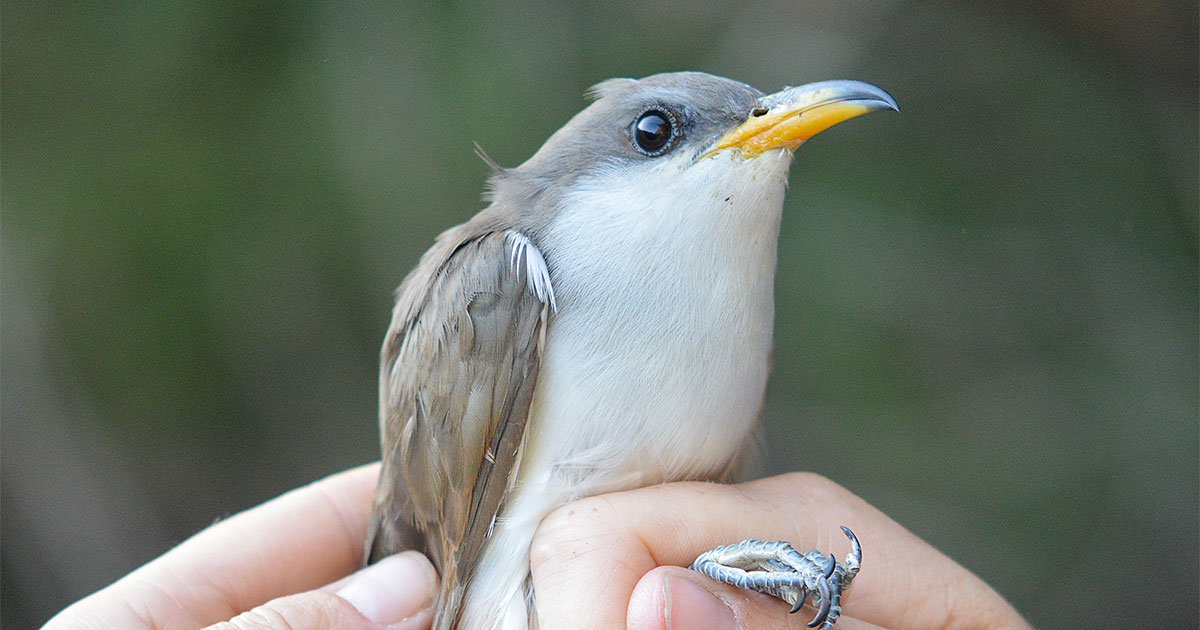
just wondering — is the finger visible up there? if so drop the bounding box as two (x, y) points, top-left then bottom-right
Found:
(205, 552), (437, 630)
(530, 474), (871, 630)
(529, 492), (655, 630)
(46, 463), (383, 629)
(531, 473), (1028, 630)
(627, 566), (888, 630)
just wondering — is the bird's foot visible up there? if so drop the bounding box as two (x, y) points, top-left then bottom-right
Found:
(689, 526), (861, 630)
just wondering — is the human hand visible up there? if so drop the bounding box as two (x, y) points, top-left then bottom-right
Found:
(43, 463), (438, 630)
(528, 472), (1031, 630)
(46, 467), (1028, 630)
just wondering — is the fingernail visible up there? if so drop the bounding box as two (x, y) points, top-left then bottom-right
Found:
(336, 551), (437, 624)
(664, 574), (737, 630)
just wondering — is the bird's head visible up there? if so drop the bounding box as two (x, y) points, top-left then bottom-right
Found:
(488, 71), (895, 219)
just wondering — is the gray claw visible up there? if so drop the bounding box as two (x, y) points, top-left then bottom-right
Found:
(690, 528), (862, 629)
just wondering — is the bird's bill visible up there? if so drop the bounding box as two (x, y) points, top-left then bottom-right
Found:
(705, 80), (898, 158)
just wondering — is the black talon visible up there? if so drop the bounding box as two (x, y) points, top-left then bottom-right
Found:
(822, 553), (836, 578)
(788, 589), (808, 614)
(841, 526), (859, 556)
(842, 526), (861, 569)
(809, 579), (832, 627)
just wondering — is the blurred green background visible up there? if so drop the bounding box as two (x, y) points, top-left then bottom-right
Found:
(3, 2), (1196, 628)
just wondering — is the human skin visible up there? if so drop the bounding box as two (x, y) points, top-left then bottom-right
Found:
(44, 464), (1029, 630)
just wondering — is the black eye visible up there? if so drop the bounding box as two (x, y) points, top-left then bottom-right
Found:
(633, 108), (677, 156)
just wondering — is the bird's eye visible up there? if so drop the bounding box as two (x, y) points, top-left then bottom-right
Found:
(632, 108), (677, 156)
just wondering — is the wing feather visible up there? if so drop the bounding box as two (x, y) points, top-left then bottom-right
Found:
(365, 225), (549, 630)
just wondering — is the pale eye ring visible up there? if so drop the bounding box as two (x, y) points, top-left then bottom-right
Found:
(632, 107), (679, 156)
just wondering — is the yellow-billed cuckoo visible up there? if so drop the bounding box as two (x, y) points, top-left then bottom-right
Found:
(365, 72), (897, 630)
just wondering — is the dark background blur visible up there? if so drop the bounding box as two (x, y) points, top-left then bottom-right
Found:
(3, 2), (1196, 628)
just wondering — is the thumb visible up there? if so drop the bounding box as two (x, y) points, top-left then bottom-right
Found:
(627, 566), (879, 630)
(206, 551), (438, 630)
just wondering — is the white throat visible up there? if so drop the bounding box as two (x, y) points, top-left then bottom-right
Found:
(531, 148), (792, 476)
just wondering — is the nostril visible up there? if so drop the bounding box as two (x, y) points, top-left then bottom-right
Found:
(751, 107), (769, 117)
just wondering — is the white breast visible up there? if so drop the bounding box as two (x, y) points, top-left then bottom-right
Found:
(460, 149), (794, 630)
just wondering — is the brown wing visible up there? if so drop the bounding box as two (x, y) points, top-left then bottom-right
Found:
(365, 225), (548, 630)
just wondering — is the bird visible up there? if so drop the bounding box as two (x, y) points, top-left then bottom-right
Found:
(364, 71), (896, 630)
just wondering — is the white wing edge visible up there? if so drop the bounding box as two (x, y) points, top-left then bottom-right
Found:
(504, 229), (558, 313)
